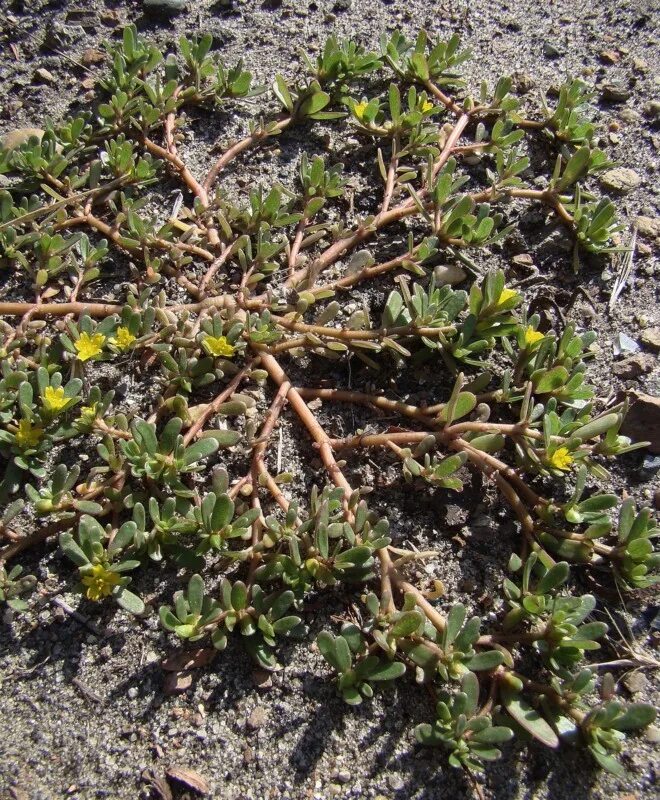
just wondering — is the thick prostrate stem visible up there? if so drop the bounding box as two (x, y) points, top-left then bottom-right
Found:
(202, 117), (292, 194)
(0, 301), (124, 318)
(248, 382), (290, 581)
(271, 315), (456, 343)
(423, 80), (465, 116)
(144, 135), (221, 248)
(143, 137), (209, 208)
(258, 353), (353, 500)
(296, 388), (436, 425)
(284, 112), (467, 289)
(182, 359), (259, 445)
(72, 213), (216, 263)
(198, 245), (231, 297)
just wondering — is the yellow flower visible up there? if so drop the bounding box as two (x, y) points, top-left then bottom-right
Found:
(81, 564), (121, 601)
(547, 446), (574, 471)
(421, 100), (434, 113)
(74, 332), (106, 362)
(43, 386), (68, 413)
(497, 287), (519, 306)
(524, 326), (544, 347)
(15, 419), (44, 449)
(109, 326), (136, 351)
(78, 404), (99, 426)
(354, 100), (368, 120)
(202, 335), (235, 358)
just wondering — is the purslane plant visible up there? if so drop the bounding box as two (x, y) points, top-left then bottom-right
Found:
(0, 25), (657, 793)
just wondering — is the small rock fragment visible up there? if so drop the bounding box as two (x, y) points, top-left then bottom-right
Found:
(33, 68), (56, 85)
(640, 328), (660, 352)
(512, 72), (536, 94)
(600, 168), (641, 194)
(388, 774), (405, 791)
(621, 393), (660, 454)
(640, 454), (660, 479)
(143, 0), (187, 13)
(619, 107), (641, 124)
(246, 706), (267, 731)
(645, 725), (660, 743)
(543, 42), (562, 58)
(162, 647), (216, 672)
(612, 353), (655, 380)
(644, 100), (660, 120)
(166, 767), (210, 796)
(433, 263), (467, 286)
(635, 216), (660, 241)
(599, 50), (620, 64)
(601, 83), (631, 103)
(252, 668), (273, 690)
(163, 671), (192, 694)
(0, 128), (45, 151)
(613, 332), (640, 356)
(81, 48), (105, 66)
(621, 671), (647, 695)
(332, 770), (351, 784)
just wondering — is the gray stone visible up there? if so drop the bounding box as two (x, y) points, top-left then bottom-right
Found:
(644, 100), (660, 120)
(600, 167), (642, 194)
(635, 215), (660, 241)
(645, 725), (660, 743)
(621, 671), (647, 695)
(542, 42), (562, 58)
(613, 332), (640, 356)
(33, 68), (56, 85)
(246, 705), (267, 731)
(619, 107), (641, 124)
(143, 0), (187, 14)
(433, 263), (467, 286)
(641, 327), (660, 351)
(333, 769), (351, 784)
(388, 774), (405, 791)
(601, 83), (631, 103)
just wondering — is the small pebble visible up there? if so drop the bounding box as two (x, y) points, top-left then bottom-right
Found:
(600, 168), (642, 194)
(601, 83), (631, 103)
(246, 706), (267, 731)
(33, 67), (56, 84)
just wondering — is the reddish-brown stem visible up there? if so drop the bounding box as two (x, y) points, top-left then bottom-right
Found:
(143, 136), (221, 247)
(271, 315), (455, 343)
(182, 358), (259, 445)
(76, 212), (215, 262)
(202, 117), (292, 194)
(198, 245), (231, 297)
(380, 137), (399, 216)
(258, 353), (353, 500)
(423, 80), (464, 116)
(248, 382), (290, 581)
(144, 137), (209, 208)
(0, 301), (124, 318)
(288, 219), (307, 277)
(0, 293), (254, 319)
(285, 113), (469, 289)
(296, 388), (436, 425)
